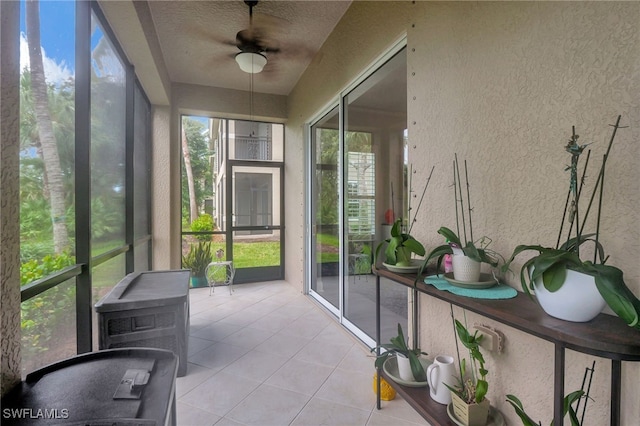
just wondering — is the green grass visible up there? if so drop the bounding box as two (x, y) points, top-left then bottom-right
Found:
(317, 233), (339, 263)
(204, 241), (280, 268)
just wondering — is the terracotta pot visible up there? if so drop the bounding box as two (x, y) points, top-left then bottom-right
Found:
(451, 392), (490, 426)
(533, 268), (606, 322)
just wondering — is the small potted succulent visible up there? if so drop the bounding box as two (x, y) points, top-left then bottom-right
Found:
(502, 117), (640, 327)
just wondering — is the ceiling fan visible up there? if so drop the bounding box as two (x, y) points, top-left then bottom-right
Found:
(234, 1), (281, 74)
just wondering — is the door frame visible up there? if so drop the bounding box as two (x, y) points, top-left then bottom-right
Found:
(305, 36), (407, 347)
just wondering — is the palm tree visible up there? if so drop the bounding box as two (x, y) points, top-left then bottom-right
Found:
(182, 121), (198, 224)
(25, 0), (70, 253)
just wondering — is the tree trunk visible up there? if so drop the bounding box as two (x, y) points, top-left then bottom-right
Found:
(181, 124), (198, 223)
(26, 0), (69, 254)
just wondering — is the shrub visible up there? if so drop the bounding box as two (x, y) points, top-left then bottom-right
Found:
(191, 213), (214, 241)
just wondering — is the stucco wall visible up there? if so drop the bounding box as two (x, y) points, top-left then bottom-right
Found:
(286, 1), (639, 425)
(408, 3), (638, 424)
(0, 0), (22, 396)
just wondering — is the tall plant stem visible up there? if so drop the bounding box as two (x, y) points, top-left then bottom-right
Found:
(407, 164), (413, 232)
(464, 160), (474, 243)
(579, 115), (623, 237)
(594, 155), (606, 263)
(567, 126), (582, 254)
(450, 305), (463, 382)
(453, 160), (461, 238)
(454, 154), (468, 243)
(462, 311), (477, 384)
(409, 165), (435, 234)
(556, 189), (571, 250)
(576, 361), (595, 425)
(557, 150), (590, 249)
(390, 181), (395, 223)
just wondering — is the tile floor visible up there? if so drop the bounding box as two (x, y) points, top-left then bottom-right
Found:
(177, 280), (429, 426)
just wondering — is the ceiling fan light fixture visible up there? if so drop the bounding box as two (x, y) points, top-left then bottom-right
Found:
(235, 52), (267, 74)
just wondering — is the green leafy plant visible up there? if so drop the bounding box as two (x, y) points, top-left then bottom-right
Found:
(502, 117), (640, 330)
(419, 155), (503, 276)
(371, 323), (428, 382)
(506, 391), (586, 426)
(182, 242), (212, 277)
(446, 319), (488, 404)
(375, 218), (425, 267)
(422, 226), (501, 274)
(191, 213), (214, 242)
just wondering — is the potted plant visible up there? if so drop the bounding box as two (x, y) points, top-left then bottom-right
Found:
(420, 155), (503, 282)
(502, 117), (640, 327)
(182, 241), (212, 288)
(446, 319), (490, 426)
(375, 218), (426, 271)
(376, 167), (434, 272)
(423, 226), (501, 282)
(372, 323), (428, 383)
(506, 391), (586, 426)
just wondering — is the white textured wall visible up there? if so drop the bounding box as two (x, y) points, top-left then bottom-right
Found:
(407, 2), (639, 425)
(287, 1), (639, 425)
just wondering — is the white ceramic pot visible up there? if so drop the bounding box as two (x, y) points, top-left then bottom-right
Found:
(396, 353), (414, 381)
(452, 254), (481, 282)
(533, 268), (606, 322)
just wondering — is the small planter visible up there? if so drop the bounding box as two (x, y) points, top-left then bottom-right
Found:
(533, 269), (606, 322)
(190, 275), (208, 288)
(450, 392), (490, 426)
(396, 353), (414, 381)
(452, 254), (481, 282)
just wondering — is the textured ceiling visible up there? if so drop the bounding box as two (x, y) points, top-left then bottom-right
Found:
(147, 0), (352, 95)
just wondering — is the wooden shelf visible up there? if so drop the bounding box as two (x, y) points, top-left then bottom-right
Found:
(374, 266), (640, 361)
(373, 266), (640, 425)
(378, 370), (450, 425)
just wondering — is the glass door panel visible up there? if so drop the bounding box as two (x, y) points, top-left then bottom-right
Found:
(343, 47), (408, 343)
(310, 107), (340, 311)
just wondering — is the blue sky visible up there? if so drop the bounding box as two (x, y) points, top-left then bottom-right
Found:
(20, 1), (76, 71)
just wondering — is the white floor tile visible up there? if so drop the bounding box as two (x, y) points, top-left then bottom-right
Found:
(225, 383), (310, 425)
(266, 358), (334, 396)
(176, 281), (428, 426)
(182, 371), (261, 417)
(291, 397), (371, 426)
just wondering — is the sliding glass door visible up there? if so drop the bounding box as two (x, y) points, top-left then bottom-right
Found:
(308, 45), (409, 346)
(310, 107), (340, 314)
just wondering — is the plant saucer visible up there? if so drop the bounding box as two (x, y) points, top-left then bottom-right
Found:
(443, 272), (498, 289)
(382, 356), (431, 387)
(447, 403), (505, 426)
(383, 259), (422, 274)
